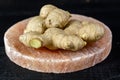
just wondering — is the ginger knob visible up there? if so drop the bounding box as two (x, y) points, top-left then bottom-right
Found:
(79, 21), (105, 42)
(39, 4), (57, 19)
(45, 9), (71, 28)
(24, 16), (46, 34)
(43, 28), (86, 51)
(19, 32), (43, 48)
(52, 33), (86, 51)
(65, 20), (104, 42)
(41, 28), (64, 50)
(64, 20), (82, 35)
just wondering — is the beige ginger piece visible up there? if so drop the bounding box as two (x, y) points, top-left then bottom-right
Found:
(64, 20), (82, 35)
(41, 28), (63, 50)
(19, 32), (43, 48)
(24, 16), (46, 34)
(43, 28), (86, 51)
(39, 4), (57, 19)
(45, 9), (71, 28)
(19, 4), (105, 51)
(79, 21), (105, 42)
(19, 28), (86, 51)
(52, 33), (86, 51)
(65, 20), (105, 42)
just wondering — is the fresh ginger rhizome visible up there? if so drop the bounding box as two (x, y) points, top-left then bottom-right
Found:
(19, 4), (104, 51)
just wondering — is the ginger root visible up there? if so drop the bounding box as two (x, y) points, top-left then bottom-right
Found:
(64, 20), (82, 35)
(24, 16), (46, 34)
(19, 32), (42, 48)
(44, 28), (86, 51)
(19, 4), (105, 51)
(19, 28), (86, 51)
(45, 9), (71, 28)
(40, 4), (57, 19)
(39, 4), (71, 28)
(79, 21), (105, 41)
(52, 33), (86, 51)
(65, 20), (105, 42)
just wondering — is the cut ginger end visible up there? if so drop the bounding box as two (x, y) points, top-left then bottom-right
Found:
(29, 38), (42, 49)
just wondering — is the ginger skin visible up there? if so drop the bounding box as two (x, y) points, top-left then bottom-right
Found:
(40, 4), (57, 19)
(24, 16), (46, 34)
(43, 28), (86, 51)
(39, 4), (71, 28)
(79, 21), (105, 42)
(19, 28), (86, 51)
(64, 20), (82, 35)
(65, 20), (105, 42)
(52, 33), (86, 51)
(45, 9), (71, 28)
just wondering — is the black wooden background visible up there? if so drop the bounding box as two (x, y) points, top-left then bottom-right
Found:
(0, 0), (120, 80)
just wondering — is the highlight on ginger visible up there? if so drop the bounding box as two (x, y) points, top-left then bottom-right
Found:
(19, 4), (105, 51)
